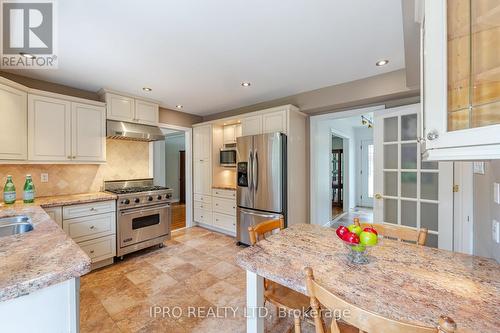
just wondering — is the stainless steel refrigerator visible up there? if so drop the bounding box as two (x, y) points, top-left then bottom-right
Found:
(236, 132), (286, 245)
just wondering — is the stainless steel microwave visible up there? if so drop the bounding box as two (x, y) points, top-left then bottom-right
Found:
(220, 148), (237, 166)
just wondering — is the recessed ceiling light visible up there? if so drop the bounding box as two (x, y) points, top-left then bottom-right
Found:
(176, 105), (183, 109)
(142, 87), (152, 92)
(376, 59), (389, 66)
(241, 82), (251, 87)
(19, 52), (36, 59)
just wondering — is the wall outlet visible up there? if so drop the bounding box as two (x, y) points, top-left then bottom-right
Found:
(40, 173), (49, 183)
(494, 183), (500, 204)
(493, 220), (500, 244)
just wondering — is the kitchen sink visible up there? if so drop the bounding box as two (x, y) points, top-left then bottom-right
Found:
(0, 215), (34, 237)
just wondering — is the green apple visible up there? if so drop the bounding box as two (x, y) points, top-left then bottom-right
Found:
(347, 224), (362, 235)
(351, 244), (366, 252)
(359, 231), (378, 246)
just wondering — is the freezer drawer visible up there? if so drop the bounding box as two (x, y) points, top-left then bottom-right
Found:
(237, 207), (283, 245)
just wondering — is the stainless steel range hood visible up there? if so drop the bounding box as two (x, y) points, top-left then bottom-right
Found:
(106, 120), (165, 142)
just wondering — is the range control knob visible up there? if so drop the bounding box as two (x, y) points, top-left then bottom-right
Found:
(148, 196), (153, 201)
(134, 198), (140, 203)
(166, 193), (172, 199)
(157, 195), (162, 200)
(122, 199), (130, 205)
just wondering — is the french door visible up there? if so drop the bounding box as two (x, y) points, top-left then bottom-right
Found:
(373, 104), (454, 250)
(360, 139), (374, 207)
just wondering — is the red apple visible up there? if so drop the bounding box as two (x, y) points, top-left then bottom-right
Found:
(344, 232), (360, 244)
(336, 226), (349, 239)
(363, 227), (378, 236)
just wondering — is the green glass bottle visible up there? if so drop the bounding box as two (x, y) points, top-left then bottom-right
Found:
(3, 175), (16, 204)
(23, 174), (35, 203)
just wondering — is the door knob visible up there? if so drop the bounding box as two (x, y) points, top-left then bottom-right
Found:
(426, 130), (439, 141)
(374, 193), (382, 200)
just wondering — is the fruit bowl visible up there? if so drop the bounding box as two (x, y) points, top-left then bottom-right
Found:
(341, 239), (376, 264)
(336, 224), (379, 265)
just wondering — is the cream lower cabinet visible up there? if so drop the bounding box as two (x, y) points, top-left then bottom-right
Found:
(0, 83), (27, 160)
(43, 207), (63, 228)
(28, 94), (106, 162)
(212, 189), (236, 235)
(62, 200), (116, 269)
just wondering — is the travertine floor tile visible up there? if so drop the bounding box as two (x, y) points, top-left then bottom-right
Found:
(205, 260), (240, 280)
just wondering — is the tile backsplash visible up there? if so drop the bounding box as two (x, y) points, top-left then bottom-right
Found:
(0, 139), (150, 198)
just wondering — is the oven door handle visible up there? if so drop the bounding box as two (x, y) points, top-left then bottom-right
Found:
(120, 204), (170, 216)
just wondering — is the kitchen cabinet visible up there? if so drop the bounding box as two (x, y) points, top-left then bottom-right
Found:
(0, 82), (27, 160)
(212, 189), (236, 235)
(263, 110), (287, 134)
(62, 200), (116, 268)
(193, 160), (212, 195)
(28, 94), (106, 162)
(241, 115), (262, 136)
(100, 90), (159, 125)
(44, 207), (62, 228)
(223, 124), (242, 144)
(193, 124), (212, 198)
(193, 124), (212, 160)
(422, 0), (500, 160)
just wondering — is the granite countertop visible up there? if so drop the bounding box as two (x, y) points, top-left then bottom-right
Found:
(212, 185), (237, 191)
(236, 224), (500, 333)
(0, 192), (116, 303)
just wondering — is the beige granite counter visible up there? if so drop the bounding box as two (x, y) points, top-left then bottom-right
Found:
(236, 224), (500, 333)
(212, 185), (237, 191)
(0, 192), (115, 302)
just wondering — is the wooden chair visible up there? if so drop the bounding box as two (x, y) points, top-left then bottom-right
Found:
(300, 267), (457, 333)
(353, 218), (428, 246)
(248, 218), (310, 333)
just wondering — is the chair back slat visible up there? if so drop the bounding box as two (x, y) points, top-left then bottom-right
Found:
(248, 217), (285, 245)
(304, 267), (456, 333)
(354, 220), (428, 246)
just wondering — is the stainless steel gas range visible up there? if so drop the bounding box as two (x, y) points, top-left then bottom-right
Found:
(104, 179), (173, 258)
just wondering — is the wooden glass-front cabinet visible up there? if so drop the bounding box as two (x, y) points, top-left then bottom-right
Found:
(423, 0), (500, 160)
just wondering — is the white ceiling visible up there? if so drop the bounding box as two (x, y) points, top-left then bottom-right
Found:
(14, 0), (405, 115)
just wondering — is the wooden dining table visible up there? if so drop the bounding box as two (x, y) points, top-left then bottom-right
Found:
(235, 224), (500, 333)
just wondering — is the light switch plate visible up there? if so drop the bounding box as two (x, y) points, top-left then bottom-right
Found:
(40, 173), (49, 183)
(494, 183), (500, 204)
(493, 220), (500, 244)
(473, 161), (485, 174)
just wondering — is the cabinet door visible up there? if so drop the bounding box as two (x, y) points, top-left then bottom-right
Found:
(223, 125), (236, 144)
(106, 93), (134, 122)
(0, 84), (27, 160)
(193, 124), (212, 160)
(44, 206), (62, 228)
(423, 0), (500, 159)
(241, 115), (262, 136)
(193, 160), (211, 195)
(263, 110), (287, 134)
(72, 103), (106, 162)
(135, 99), (159, 125)
(28, 94), (72, 161)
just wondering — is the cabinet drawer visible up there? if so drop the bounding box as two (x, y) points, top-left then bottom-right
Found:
(213, 197), (236, 216)
(63, 212), (116, 242)
(194, 208), (212, 225)
(78, 235), (116, 263)
(63, 200), (115, 219)
(194, 200), (212, 211)
(194, 194), (212, 203)
(212, 189), (236, 199)
(213, 213), (236, 233)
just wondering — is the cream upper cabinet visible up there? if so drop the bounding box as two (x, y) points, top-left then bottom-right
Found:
(193, 160), (212, 195)
(262, 110), (287, 134)
(71, 103), (106, 162)
(28, 94), (106, 162)
(193, 124), (212, 161)
(28, 94), (72, 161)
(241, 115), (262, 136)
(101, 91), (159, 125)
(422, 0), (500, 160)
(223, 124), (242, 144)
(105, 93), (134, 122)
(135, 100), (159, 125)
(0, 83), (27, 160)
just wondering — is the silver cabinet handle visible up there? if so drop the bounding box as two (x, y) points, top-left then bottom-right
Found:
(427, 130), (439, 141)
(67, 156), (72, 159)
(89, 225), (95, 230)
(90, 207), (97, 211)
(89, 250), (94, 254)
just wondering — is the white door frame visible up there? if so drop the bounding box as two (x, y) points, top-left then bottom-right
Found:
(155, 123), (193, 228)
(359, 139), (374, 207)
(310, 105), (384, 225)
(453, 162), (474, 254)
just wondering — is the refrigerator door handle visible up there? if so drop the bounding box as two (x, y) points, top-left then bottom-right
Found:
(239, 208), (281, 219)
(248, 150), (253, 190)
(253, 149), (258, 191)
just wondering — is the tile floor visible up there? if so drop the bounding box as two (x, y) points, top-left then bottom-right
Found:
(80, 227), (307, 333)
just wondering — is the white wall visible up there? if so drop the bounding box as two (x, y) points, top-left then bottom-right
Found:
(153, 140), (166, 186)
(354, 127), (374, 206)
